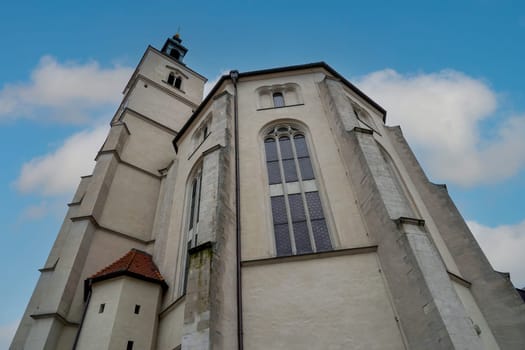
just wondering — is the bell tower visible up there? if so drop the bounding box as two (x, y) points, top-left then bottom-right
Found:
(161, 33), (188, 63)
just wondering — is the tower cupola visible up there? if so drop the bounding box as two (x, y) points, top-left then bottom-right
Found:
(161, 33), (188, 63)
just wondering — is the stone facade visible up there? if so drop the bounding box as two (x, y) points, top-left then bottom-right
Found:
(11, 35), (525, 350)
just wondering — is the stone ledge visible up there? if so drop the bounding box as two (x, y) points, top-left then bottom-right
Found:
(70, 215), (155, 245)
(188, 241), (213, 255)
(256, 103), (304, 111)
(395, 216), (426, 227)
(159, 294), (186, 318)
(30, 312), (79, 327)
(448, 271), (472, 288)
(95, 149), (162, 179)
(352, 126), (373, 135)
(242, 245), (378, 267)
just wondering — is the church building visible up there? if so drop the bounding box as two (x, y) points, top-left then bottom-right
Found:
(11, 34), (525, 350)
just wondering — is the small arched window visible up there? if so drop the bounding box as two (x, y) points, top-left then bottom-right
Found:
(264, 125), (332, 256)
(174, 77), (182, 89)
(167, 72), (175, 86)
(272, 92), (285, 107)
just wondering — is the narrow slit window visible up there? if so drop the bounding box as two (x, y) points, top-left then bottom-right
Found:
(134, 305), (141, 314)
(189, 178), (198, 230)
(99, 303), (105, 314)
(126, 341), (134, 350)
(272, 92), (285, 107)
(264, 125), (332, 256)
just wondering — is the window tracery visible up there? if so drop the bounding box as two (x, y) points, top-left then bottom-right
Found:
(263, 125), (332, 256)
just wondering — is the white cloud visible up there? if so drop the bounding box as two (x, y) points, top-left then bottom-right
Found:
(203, 70), (230, 97)
(19, 201), (50, 220)
(15, 124), (108, 196)
(0, 56), (132, 123)
(468, 220), (525, 288)
(356, 69), (525, 186)
(0, 319), (19, 350)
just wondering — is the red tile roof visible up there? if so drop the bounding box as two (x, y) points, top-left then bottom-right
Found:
(88, 249), (167, 289)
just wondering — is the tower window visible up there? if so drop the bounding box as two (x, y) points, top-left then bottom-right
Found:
(174, 77), (182, 89)
(126, 341), (134, 350)
(99, 303), (105, 313)
(134, 304), (141, 314)
(170, 48), (180, 60)
(264, 125), (332, 256)
(272, 92), (285, 107)
(167, 72), (175, 85)
(166, 72), (183, 90)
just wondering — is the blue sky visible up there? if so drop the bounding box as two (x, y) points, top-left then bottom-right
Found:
(1, 0), (524, 346)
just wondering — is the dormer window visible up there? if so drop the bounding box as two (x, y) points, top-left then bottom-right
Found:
(273, 92), (285, 107)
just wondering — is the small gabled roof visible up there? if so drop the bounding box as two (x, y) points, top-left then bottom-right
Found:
(87, 249), (167, 290)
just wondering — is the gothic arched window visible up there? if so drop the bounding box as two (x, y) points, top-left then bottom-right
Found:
(180, 168), (202, 295)
(264, 125), (332, 256)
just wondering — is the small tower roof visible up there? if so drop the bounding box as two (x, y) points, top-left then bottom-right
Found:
(161, 32), (188, 63)
(87, 249), (167, 289)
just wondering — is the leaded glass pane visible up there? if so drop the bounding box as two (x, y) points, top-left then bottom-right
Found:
(267, 161), (281, 184)
(293, 134), (309, 158)
(293, 221), (312, 254)
(274, 223), (292, 256)
(298, 157), (314, 180)
(265, 125), (332, 256)
(279, 136), (294, 160)
(264, 138), (278, 161)
(311, 219), (332, 251)
(288, 194), (306, 222)
(305, 191), (324, 220)
(282, 159), (298, 182)
(270, 196), (288, 224)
